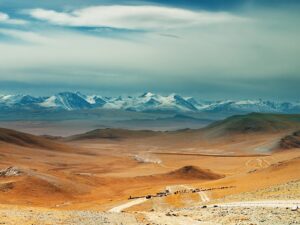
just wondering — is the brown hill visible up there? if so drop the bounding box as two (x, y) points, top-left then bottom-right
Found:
(0, 168), (90, 206)
(66, 128), (160, 141)
(165, 166), (224, 180)
(65, 113), (300, 142)
(280, 131), (300, 149)
(202, 113), (300, 138)
(0, 127), (68, 150)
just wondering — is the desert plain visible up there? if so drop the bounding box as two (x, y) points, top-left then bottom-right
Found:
(0, 113), (299, 224)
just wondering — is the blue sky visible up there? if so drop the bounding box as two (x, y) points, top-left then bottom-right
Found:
(0, 0), (299, 100)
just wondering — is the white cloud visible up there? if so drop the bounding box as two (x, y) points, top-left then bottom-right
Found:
(0, 29), (50, 43)
(0, 12), (27, 25)
(0, 12), (9, 21)
(28, 5), (244, 30)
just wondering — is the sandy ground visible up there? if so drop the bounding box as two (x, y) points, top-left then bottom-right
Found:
(0, 200), (299, 225)
(160, 206), (300, 225)
(0, 127), (299, 224)
(0, 205), (141, 225)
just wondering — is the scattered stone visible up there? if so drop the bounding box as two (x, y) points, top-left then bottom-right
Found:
(146, 195), (152, 199)
(165, 212), (172, 216)
(291, 206), (298, 211)
(0, 167), (23, 177)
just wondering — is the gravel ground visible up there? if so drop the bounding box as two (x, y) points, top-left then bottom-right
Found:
(1, 205), (299, 225)
(217, 179), (300, 203)
(0, 207), (141, 225)
(0, 180), (299, 225)
(143, 180), (300, 225)
(168, 206), (300, 225)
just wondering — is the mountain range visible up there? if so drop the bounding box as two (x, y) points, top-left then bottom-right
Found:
(0, 92), (299, 114)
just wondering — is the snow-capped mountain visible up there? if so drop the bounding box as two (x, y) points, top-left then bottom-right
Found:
(39, 92), (91, 110)
(109, 92), (198, 112)
(0, 94), (45, 109)
(0, 92), (299, 114)
(199, 100), (300, 114)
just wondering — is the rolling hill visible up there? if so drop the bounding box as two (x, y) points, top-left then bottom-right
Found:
(202, 113), (300, 137)
(279, 130), (300, 149)
(165, 166), (224, 180)
(0, 127), (68, 150)
(64, 113), (300, 142)
(66, 128), (160, 141)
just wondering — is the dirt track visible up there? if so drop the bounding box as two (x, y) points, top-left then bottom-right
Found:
(109, 198), (148, 213)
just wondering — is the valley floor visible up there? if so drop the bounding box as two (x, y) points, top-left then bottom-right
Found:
(0, 124), (299, 224)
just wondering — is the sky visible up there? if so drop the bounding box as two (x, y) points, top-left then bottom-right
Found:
(0, 0), (299, 100)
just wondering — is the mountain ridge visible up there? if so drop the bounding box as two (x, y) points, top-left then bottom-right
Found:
(0, 92), (300, 114)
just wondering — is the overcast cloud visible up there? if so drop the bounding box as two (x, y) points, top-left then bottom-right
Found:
(0, 0), (299, 100)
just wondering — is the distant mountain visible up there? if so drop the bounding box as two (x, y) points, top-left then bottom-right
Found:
(66, 128), (159, 141)
(39, 92), (92, 110)
(199, 100), (300, 113)
(203, 113), (300, 137)
(0, 92), (299, 114)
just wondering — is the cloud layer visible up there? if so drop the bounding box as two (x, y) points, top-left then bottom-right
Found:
(28, 5), (242, 30)
(0, 1), (299, 100)
(0, 12), (26, 25)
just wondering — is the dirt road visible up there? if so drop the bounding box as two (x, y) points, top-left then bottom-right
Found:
(199, 191), (210, 202)
(108, 198), (148, 213)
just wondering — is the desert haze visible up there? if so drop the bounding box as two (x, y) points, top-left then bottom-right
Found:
(0, 113), (299, 224)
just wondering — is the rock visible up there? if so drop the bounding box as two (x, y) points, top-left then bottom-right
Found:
(0, 167), (23, 177)
(291, 206), (298, 211)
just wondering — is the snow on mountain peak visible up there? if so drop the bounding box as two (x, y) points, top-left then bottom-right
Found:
(0, 92), (299, 113)
(39, 96), (57, 108)
(140, 92), (156, 98)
